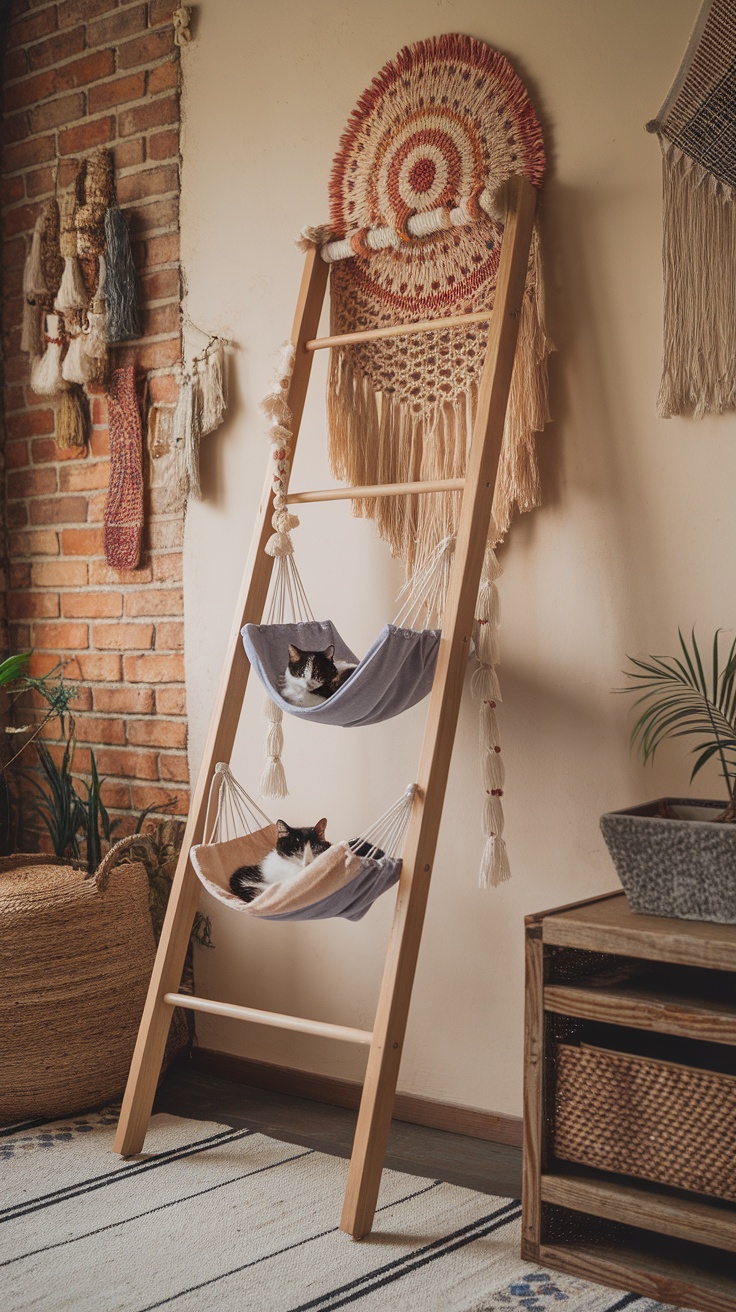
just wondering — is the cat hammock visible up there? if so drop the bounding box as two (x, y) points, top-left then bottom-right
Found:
(114, 38), (542, 1239)
(191, 764), (415, 921)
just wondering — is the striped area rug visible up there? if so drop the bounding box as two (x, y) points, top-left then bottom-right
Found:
(0, 1108), (676, 1312)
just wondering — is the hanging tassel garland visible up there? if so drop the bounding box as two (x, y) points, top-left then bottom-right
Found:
(57, 387), (90, 449)
(260, 697), (288, 799)
(30, 314), (66, 397)
(102, 206), (143, 341)
(261, 342), (298, 556)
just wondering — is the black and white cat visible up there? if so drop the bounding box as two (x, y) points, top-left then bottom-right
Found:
(280, 643), (357, 708)
(229, 818), (330, 903)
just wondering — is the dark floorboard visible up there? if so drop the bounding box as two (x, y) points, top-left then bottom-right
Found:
(153, 1063), (522, 1200)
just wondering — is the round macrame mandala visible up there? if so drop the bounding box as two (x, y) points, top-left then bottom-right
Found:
(328, 34), (546, 412)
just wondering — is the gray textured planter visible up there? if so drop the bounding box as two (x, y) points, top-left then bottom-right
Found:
(600, 798), (736, 924)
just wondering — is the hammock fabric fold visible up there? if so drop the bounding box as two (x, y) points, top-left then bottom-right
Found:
(191, 827), (402, 922)
(241, 620), (440, 727)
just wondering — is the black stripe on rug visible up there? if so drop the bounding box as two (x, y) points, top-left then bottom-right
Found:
(0, 1126), (250, 1223)
(1, 1146), (315, 1270)
(135, 1180), (444, 1312)
(603, 1297), (644, 1311)
(289, 1203), (522, 1312)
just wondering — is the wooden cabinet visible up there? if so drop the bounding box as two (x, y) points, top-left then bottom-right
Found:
(522, 892), (736, 1312)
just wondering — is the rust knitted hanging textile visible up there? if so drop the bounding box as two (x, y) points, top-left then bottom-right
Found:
(647, 0), (736, 417)
(323, 34), (550, 578)
(105, 366), (144, 570)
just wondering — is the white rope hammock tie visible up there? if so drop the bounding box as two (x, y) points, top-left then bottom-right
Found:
(205, 762), (271, 845)
(393, 535), (457, 631)
(349, 783), (417, 861)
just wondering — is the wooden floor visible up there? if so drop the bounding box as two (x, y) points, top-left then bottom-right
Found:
(154, 1059), (522, 1200)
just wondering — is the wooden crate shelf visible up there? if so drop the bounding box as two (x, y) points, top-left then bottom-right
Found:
(523, 891), (736, 1312)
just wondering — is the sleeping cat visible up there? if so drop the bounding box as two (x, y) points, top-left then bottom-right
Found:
(229, 818), (330, 903)
(281, 643), (357, 708)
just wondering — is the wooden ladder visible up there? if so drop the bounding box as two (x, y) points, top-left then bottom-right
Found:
(113, 177), (537, 1239)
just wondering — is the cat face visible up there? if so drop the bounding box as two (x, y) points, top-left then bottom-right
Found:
(287, 644), (336, 692)
(276, 818), (329, 865)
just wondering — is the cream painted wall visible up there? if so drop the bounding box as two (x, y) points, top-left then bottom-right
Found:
(178, 0), (729, 1118)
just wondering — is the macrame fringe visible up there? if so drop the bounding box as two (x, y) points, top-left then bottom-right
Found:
(102, 206), (143, 342)
(147, 403), (188, 514)
(172, 376), (200, 500)
(57, 387), (89, 449)
(260, 697), (288, 799)
(197, 339), (227, 436)
(657, 143), (736, 418)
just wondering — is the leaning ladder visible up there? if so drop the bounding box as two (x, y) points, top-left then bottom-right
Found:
(114, 177), (537, 1239)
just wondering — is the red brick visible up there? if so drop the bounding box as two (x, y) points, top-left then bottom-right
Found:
(143, 301), (180, 338)
(7, 592), (59, 621)
(88, 3), (147, 45)
(8, 622), (32, 649)
(93, 622), (154, 650)
(96, 747), (158, 779)
(6, 440), (29, 470)
(85, 492), (107, 524)
(62, 592), (123, 619)
(76, 717), (127, 746)
(26, 165), (55, 198)
(147, 373), (178, 404)
(59, 462), (109, 492)
(33, 621), (89, 651)
(29, 495), (87, 526)
(146, 125), (178, 162)
(149, 1), (178, 27)
(140, 266), (179, 300)
(113, 138), (145, 169)
(32, 559), (88, 587)
(155, 686), (187, 716)
(0, 175), (25, 205)
(100, 781), (132, 810)
(28, 652), (69, 679)
(89, 429), (110, 457)
(155, 620), (184, 649)
(61, 527), (104, 556)
(10, 564), (32, 590)
(6, 503), (29, 530)
(124, 652), (185, 683)
(27, 26), (85, 71)
(4, 48), (28, 81)
(2, 134), (55, 174)
(8, 529), (60, 557)
(119, 94), (177, 138)
(56, 48), (115, 93)
(118, 27), (174, 70)
(147, 59), (179, 96)
(137, 231), (179, 268)
(31, 436), (86, 463)
(1, 112), (30, 147)
(2, 294), (23, 332)
(29, 92), (85, 134)
(3, 201), (43, 238)
(89, 559), (153, 585)
(135, 337), (181, 371)
(4, 68), (57, 112)
(59, 0), (116, 28)
(149, 519), (183, 551)
(159, 753), (189, 782)
(117, 163), (178, 206)
(93, 686), (154, 714)
(151, 553), (182, 583)
(7, 466), (56, 498)
(128, 718), (186, 748)
(58, 116), (115, 156)
(131, 784), (188, 815)
(6, 6), (57, 50)
(88, 71), (146, 114)
(125, 587), (182, 618)
(75, 652), (122, 681)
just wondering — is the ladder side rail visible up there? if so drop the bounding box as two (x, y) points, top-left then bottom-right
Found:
(339, 177), (538, 1237)
(113, 249), (329, 1157)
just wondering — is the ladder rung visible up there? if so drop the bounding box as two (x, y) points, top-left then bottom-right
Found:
(305, 310), (492, 352)
(163, 992), (373, 1044)
(286, 478), (465, 505)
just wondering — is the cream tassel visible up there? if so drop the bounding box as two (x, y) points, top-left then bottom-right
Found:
(79, 309), (109, 388)
(61, 329), (85, 385)
(21, 213), (47, 358)
(172, 375), (200, 500)
(260, 697), (288, 799)
(199, 339), (226, 436)
(31, 313), (66, 397)
(55, 187), (88, 314)
(57, 387), (89, 449)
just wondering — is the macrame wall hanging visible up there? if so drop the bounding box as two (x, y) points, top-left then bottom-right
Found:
(298, 35), (551, 885)
(647, 0), (736, 418)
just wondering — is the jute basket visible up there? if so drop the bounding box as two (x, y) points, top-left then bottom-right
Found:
(553, 1043), (736, 1201)
(0, 847), (156, 1125)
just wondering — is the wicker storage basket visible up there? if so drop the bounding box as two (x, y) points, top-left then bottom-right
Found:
(0, 850), (156, 1125)
(553, 1042), (736, 1201)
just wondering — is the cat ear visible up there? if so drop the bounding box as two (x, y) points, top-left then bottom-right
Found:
(324, 645), (335, 661)
(287, 644), (301, 663)
(276, 819), (290, 838)
(314, 817), (327, 840)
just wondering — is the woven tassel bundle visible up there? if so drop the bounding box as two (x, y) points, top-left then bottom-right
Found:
(102, 206), (142, 342)
(57, 387), (90, 449)
(260, 696), (288, 800)
(79, 309), (110, 388)
(21, 213), (47, 358)
(30, 313), (66, 398)
(61, 329), (85, 385)
(55, 192), (87, 314)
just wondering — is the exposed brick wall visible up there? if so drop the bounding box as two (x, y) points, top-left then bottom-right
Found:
(1, 1), (189, 840)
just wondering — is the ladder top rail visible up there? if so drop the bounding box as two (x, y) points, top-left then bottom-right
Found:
(306, 309), (492, 352)
(286, 478), (465, 505)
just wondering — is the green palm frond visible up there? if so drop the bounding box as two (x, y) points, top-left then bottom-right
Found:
(622, 629), (736, 802)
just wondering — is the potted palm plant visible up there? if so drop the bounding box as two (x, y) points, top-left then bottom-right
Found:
(601, 629), (736, 923)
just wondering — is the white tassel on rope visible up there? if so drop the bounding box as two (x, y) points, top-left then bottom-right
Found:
(473, 543), (510, 888)
(31, 313), (66, 397)
(260, 696), (288, 800)
(199, 339), (227, 436)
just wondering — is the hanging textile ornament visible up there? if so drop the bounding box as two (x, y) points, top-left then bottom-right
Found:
(472, 544), (509, 887)
(57, 387), (90, 450)
(198, 338), (227, 436)
(40, 199), (64, 306)
(30, 313), (66, 397)
(102, 205), (143, 342)
(55, 191), (88, 314)
(61, 326), (85, 385)
(104, 366), (144, 570)
(646, 0), (736, 417)
(322, 33), (550, 581)
(79, 309), (110, 388)
(21, 212), (47, 358)
(260, 694), (287, 800)
(147, 403), (188, 514)
(172, 373), (200, 499)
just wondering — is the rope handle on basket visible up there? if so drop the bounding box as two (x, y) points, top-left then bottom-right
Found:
(93, 832), (152, 891)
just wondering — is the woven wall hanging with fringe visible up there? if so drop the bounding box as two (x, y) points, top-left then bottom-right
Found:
(647, 0), (736, 418)
(300, 35), (551, 885)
